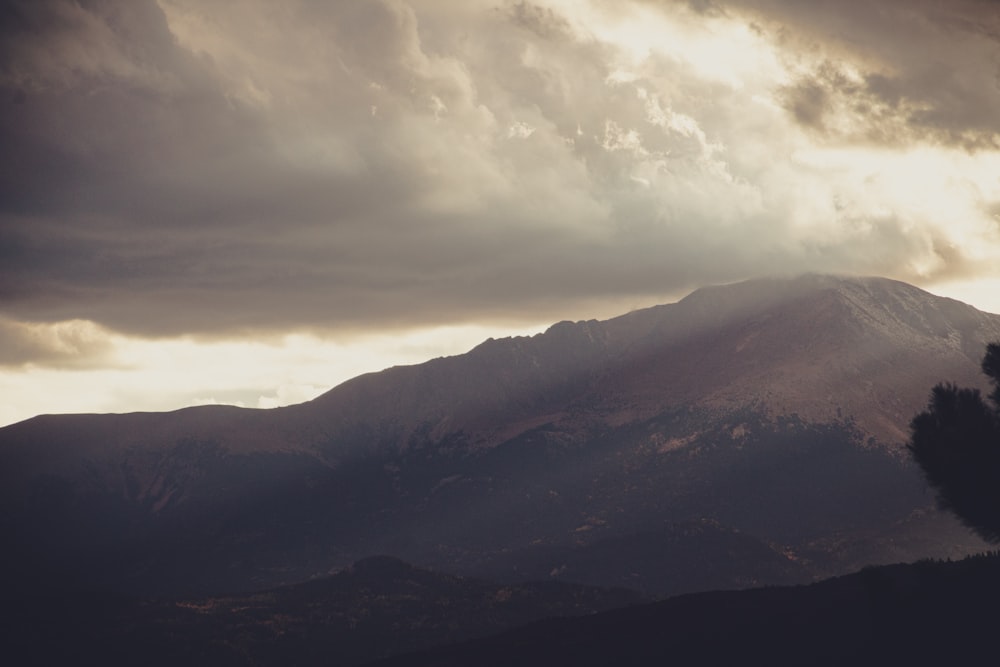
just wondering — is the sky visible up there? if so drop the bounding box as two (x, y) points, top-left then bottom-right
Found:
(2, 0), (1000, 426)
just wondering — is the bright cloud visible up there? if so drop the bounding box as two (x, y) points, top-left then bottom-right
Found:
(2, 0), (999, 424)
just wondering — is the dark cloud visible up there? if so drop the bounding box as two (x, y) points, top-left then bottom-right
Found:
(782, 78), (827, 129)
(0, 317), (113, 368)
(507, 1), (574, 38)
(713, 0), (1000, 149)
(0, 0), (997, 350)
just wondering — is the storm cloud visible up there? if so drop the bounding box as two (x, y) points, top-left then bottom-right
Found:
(716, 0), (1000, 148)
(2, 0), (1000, 348)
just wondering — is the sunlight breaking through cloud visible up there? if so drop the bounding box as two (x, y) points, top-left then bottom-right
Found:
(2, 0), (1000, 423)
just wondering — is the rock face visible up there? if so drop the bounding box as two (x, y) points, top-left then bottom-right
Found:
(1, 274), (997, 597)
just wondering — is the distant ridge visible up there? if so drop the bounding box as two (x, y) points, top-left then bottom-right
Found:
(370, 553), (1000, 667)
(2, 555), (640, 667)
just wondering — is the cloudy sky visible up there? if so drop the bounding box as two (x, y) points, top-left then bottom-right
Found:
(3, 0), (1000, 425)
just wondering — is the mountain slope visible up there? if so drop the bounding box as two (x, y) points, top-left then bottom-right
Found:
(370, 553), (1000, 667)
(3, 556), (640, 667)
(1, 274), (997, 596)
(292, 273), (1000, 448)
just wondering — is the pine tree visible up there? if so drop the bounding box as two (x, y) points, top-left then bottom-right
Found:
(909, 343), (1000, 542)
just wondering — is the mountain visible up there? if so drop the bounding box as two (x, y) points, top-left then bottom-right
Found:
(289, 272), (999, 446)
(1, 274), (997, 597)
(369, 553), (1000, 667)
(3, 556), (640, 667)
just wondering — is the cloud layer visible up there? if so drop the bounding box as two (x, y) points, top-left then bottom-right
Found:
(2, 0), (1000, 358)
(732, 0), (1000, 149)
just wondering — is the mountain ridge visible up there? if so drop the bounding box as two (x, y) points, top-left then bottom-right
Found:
(369, 552), (1000, 667)
(2, 273), (997, 596)
(276, 273), (1000, 454)
(6, 274), (995, 451)
(2, 555), (642, 667)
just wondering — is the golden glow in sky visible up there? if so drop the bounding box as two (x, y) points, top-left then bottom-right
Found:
(2, 0), (1000, 426)
(0, 323), (548, 427)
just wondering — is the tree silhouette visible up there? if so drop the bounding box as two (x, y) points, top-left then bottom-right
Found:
(909, 343), (1000, 543)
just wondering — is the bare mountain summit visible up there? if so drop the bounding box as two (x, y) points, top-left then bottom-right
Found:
(1, 274), (997, 597)
(289, 273), (1000, 449)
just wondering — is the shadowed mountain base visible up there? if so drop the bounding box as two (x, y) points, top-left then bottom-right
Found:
(1, 557), (639, 667)
(372, 553), (1000, 667)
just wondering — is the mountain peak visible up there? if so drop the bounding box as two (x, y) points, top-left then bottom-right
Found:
(677, 273), (934, 316)
(3, 273), (998, 600)
(666, 273), (984, 351)
(281, 273), (1000, 450)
